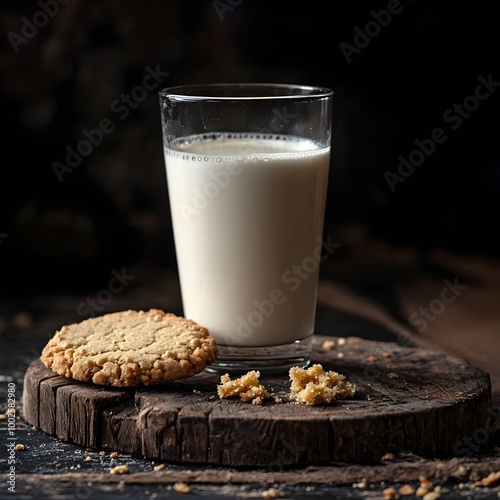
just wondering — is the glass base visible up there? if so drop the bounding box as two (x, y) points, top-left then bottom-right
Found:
(206, 337), (312, 375)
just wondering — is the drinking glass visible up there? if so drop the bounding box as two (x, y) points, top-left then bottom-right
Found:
(159, 83), (333, 373)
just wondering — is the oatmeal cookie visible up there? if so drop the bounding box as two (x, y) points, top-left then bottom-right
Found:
(40, 309), (217, 386)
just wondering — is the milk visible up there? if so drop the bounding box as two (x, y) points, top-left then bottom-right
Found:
(164, 133), (330, 347)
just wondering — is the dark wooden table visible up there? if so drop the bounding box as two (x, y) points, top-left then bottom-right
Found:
(1, 239), (499, 499)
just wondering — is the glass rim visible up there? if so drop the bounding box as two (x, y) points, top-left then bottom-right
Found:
(158, 83), (333, 101)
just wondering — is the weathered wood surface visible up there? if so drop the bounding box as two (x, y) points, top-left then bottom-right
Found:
(22, 335), (492, 467)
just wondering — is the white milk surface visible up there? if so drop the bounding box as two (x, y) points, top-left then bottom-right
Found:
(165, 133), (330, 346)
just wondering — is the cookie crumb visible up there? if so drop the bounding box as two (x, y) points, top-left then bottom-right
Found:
(399, 484), (415, 495)
(337, 338), (346, 346)
(15, 444), (25, 451)
(382, 352), (391, 358)
(322, 340), (336, 350)
(173, 482), (190, 494)
(337, 352), (344, 359)
(382, 486), (398, 499)
(416, 486), (429, 497)
(110, 465), (129, 475)
(261, 487), (280, 499)
(422, 492), (440, 500)
(273, 396), (283, 404)
(154, 464), (165, 471)
(367, 355), (377, 362)
(381, 453), (394, 461)
(387, 372), (399, 380)
(0, 414), (6, 420)
(84, 456), (92, 462)
(110, 451), (119, 459)
(217, 371), (270, 404)
(353, 478), (367, 488)
(419, 475), (433, 489)
(475, 471), (500, 486)
(99, 451), (106, 456)
(289, 364), (355, 405)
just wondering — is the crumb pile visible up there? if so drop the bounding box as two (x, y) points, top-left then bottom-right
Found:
(217, 370), (271, 405)
(289, 364), (355, 405)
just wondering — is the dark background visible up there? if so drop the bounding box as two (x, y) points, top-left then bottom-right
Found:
(0, 0), (499, 301)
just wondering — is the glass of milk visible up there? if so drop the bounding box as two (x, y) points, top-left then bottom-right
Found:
(159, 83), (333, 373)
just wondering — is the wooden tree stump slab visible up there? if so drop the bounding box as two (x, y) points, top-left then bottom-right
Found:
(22, 336), (492, 467)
